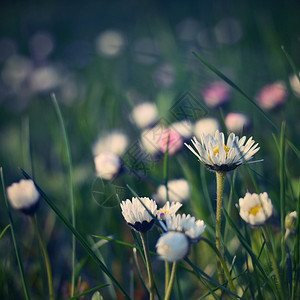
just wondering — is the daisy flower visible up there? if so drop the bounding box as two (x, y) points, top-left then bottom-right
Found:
(157, 201), (182, 221)
(156, 231), (189, 262)
(131, 102), (158, 129)
(239, 192), (273, 226)
(120, 197), (157, 232)
(185, 130), (260, 172)
(166, 214), (206, 243)
(7, 179), (40, 215)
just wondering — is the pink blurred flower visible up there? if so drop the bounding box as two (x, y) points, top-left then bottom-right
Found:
(225, 112), (250, 134)
(256, 81), (287, 110)
(158, 129), (183, 155)
(202, 81), (231, 108)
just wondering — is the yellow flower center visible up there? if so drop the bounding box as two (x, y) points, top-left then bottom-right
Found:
(213, 144), (230, 157)
(249, 205), (262, 216)
(157, 209), (169, 220)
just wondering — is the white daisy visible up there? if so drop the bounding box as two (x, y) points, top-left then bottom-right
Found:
(157, 201), (182, 221)
(153, 179), (190, 204)
(239, 192), (273, 226)
(120, 197), (157, 232)
(7, 179), (40, 214)
(166, 214), (206, 243)
(156, 231), (189, 262)
(185, 130), (260, 172)
(169, 120), (193, 139)
(94, 152), (121, 180)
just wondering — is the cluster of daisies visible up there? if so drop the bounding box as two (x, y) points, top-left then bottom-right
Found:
(120, 196), (206, 262)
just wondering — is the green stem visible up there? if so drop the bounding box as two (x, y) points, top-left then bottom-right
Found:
(164, 260), (170, 294)
(216, 171), (226, 284)
(32, 215), (54, 300)
(1, 168), (30, 300)
(262, 226), (284, 299)
(164, 262), (177, 300)
(163, 133), (170, 202)
(140, 232), (154, 300)
(51, 93), (76, 296)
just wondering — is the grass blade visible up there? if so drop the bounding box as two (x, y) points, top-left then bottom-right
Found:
(51, 93), (76, 296)
(21, 168), (131, 300)
(192, 51), (279, 133)
(1, 168), (30, 300)
(281, 46), (300, 82)
(0, 224), (11, 240)
(69, 283), (109, 299)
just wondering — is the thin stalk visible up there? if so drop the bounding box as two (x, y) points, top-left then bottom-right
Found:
(215, 171), (226, 284)
(164, 261), (170, 294)
(280, 122), (286, 268)
(163, 133), (170, 202)
(164, 262), (177, 300)
(1, 168), (30, 300)
(51, 93), (76, 296)
(32, 215), (54, 300)
(261, 226), (284, 299)
(140, 232), (155, 300)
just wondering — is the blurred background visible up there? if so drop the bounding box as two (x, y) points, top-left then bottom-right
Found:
(0, 0), (300, 299)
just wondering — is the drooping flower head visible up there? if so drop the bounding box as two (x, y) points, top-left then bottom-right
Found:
(185, 130), (260, 172)
(166, 214), (206, 243)
(157, 201), (182, 221)
(239, 192), (273, 226)
(285, 211), (297, 234)
(120, 197), (157, 232)
(7, 179), (40, 215)
(156, 231), (189, 262)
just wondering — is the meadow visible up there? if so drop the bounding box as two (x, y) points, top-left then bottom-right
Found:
(0, 1), (300, 299)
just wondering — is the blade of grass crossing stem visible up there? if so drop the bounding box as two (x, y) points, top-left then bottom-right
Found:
(192, 52), (279, 133)
(292, 182), (300, 300)
(223, 209), (270, 284)
(1, 168), (30, 300)
(21, 169), (131, 300)
(0, 224), (11, 239)
(281, 46), (300, 82)
(280, 122), (286, 268)
(51, 93), (76, 296)
(69, 284), (109, 299)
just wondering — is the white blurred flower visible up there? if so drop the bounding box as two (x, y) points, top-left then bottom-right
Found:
(154, 179), (190, 204)
(141, 124), (165, 155)
(120, 197), (157, 232)
(96, 30), (125, 57)
(194, 118), (220, 139)
(29, 65), (61, 92)
(156, 231), (189, 262)
(1, 55), (32, 91)
(7, 179), (40, 214)
(93, 132), (129, 156)
(131, 102), (158, 129)
(185, 130), (260, 172)
(170, 120), (193, 139)
(94, 152), (121, 180)
(225, 112), (250, 134)
(166, 214), (206, 243)
(157, 201), (182, 221)
(289, 73), (300, 98)
(256, 81), (287, 110)
(239, 192), (273, 226)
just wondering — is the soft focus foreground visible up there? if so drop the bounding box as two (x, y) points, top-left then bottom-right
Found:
(0, 1), (300, 299)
